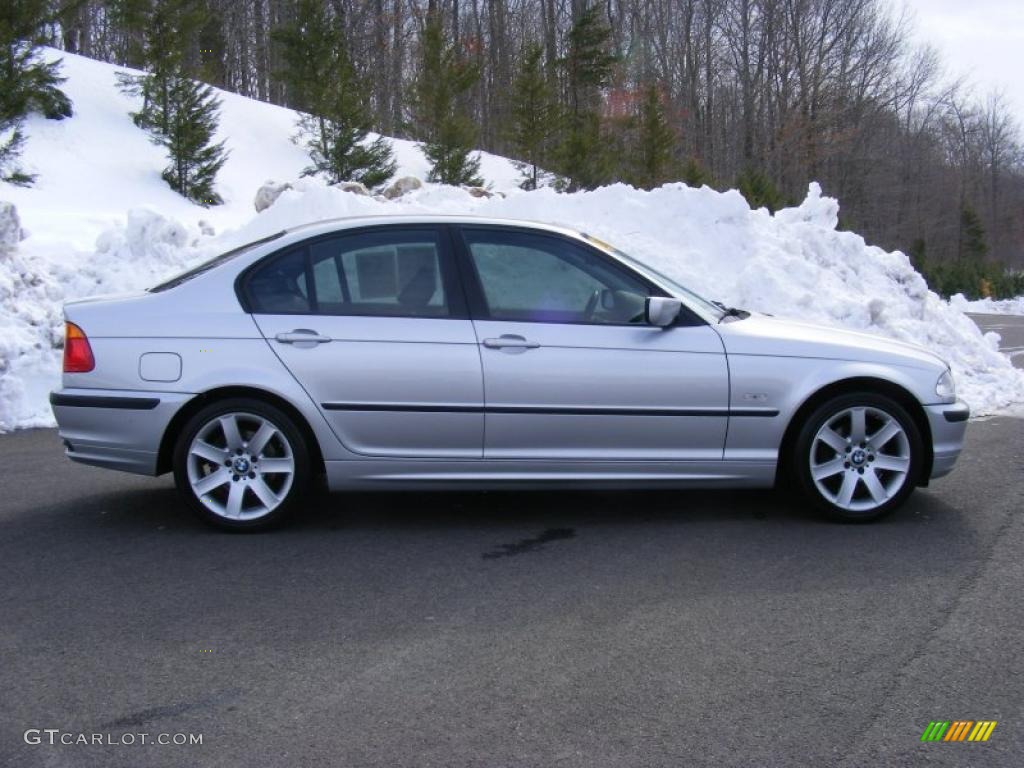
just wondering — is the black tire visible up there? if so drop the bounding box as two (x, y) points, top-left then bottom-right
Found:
(792, 392), (923, 522)
(172, 397), (311, 531)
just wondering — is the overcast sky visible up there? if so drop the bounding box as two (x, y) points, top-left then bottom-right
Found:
(897, 0), (1024, 124)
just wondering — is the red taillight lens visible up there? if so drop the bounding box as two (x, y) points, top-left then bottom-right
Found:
(63, 322), (95, 373)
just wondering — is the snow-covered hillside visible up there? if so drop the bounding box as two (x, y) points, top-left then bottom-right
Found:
(2, 49), (1023, 430)
(2, 50), (525, 251)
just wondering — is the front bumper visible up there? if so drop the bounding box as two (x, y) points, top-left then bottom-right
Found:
(923, 401), (970, 480)
(50, 388), (193, 475)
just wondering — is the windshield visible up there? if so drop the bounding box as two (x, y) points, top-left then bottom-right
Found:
(148, 231), (285, 292)
(579, 233), (726, 320)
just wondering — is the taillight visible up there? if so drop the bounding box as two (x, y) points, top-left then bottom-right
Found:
(63, 322), (95, 373)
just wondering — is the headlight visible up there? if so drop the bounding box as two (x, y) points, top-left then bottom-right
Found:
(935, 370), (956, 399)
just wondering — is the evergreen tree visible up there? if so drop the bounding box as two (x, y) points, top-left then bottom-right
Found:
(119, 1), (227, 206)
(735, 167), (784, 212)
(507, 43), (557, 190)
(682, 157), (712, 188)
(557, 4), (618, 191)
(273, 0), (394, 187)
(959, 205), (988, 261)
(121, 0), (204, 135)
(108, 0), (152, 69)
(412, 14), (482, 187)
(1, 0), (73, 185)
(157, 77), (227, 204)
(631, 84), (676, 189)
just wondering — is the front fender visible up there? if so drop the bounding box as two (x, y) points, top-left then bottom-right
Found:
(724, 354), (940, 461)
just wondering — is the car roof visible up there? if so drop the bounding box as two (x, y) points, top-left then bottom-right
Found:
(280, 214), (585, 241)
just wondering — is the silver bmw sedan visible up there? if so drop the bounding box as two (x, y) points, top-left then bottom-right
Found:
(50, 216), (968, 530)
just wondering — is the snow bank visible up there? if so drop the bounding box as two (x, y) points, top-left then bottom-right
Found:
(2, 50), (1023, 430)
(950, 293), (1024, 316)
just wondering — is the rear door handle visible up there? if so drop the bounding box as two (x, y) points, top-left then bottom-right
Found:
(275, 329), (332, 345)
(482, 335), (540, 349)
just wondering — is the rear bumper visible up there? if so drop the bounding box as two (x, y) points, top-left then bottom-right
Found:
(50, 388), (192, 475)
(924, 401), (970, 480)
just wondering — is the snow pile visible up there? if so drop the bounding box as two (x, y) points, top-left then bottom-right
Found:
(2, 49), (1023, 429)
(0, 208), (210, 429)
(0, 202), (24, 250)
(950, 293), (1024, 316)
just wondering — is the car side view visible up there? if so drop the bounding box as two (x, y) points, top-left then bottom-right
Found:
(50, 216), (969, 530)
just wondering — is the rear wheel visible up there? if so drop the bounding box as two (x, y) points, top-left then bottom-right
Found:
(793, 393), (923, 522)
(172, 398), (310, 531)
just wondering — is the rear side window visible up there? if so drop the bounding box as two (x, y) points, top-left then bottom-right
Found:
(245, 229), (459, 318)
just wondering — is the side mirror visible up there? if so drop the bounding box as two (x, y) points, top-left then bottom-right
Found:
(645, 297), (682, 327)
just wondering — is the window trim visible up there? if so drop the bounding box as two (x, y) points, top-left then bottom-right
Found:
(452, 225), (705, 328)
(235, 224), (469, 319)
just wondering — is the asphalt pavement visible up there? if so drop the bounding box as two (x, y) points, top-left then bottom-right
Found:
(1, 318), (1022, 768)
(971, 313), (1024, 368)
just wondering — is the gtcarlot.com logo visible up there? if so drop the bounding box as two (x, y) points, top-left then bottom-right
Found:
(921, 720), (997, 743)
(24, 729), (203, 746)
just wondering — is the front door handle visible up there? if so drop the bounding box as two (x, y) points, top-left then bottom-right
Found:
(482, 335), (540, 349)
(275, 329), (332, 345)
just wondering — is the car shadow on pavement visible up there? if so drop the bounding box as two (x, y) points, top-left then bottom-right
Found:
(28, 478), (963, 537)
(4, 480), (980, 599)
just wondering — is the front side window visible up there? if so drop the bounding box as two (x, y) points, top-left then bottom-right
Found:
(462, 229), (650, 325)
(246, 229), (454, 317)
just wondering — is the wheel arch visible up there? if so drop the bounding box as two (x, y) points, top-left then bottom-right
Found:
(156, 386), (326, 477)
(775, 376), (933, 487)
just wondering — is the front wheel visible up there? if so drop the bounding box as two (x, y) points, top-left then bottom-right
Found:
(793, 393), (923, 522)
(173, 398), (311, 531)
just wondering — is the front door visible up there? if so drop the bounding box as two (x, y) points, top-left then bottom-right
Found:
(247, 226), (484, 458)
(455, 226), (729, 460)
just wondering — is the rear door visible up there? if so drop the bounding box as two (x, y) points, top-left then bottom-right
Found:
(454, 226), (729, 460)
(245, 226), (484, 458)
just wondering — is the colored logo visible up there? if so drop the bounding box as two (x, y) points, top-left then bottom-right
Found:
(921, 721), (997, 742)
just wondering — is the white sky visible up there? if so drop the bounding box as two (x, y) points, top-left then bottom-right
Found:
(897, 0), (1024, 125)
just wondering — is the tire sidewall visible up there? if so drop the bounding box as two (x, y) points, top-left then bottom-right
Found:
(173, 398), (311, 531)
(793, 392), (924, 522)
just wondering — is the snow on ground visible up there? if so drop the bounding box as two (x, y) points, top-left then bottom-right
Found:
(950, 293), (1024, 316)
(2, 50), (1024, 430)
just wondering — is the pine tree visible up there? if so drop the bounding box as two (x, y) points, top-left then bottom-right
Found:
(412, 14), (483, 187)
(631, 84), (676, 189)
(682, 157), (712, 188)
(157, 77), (228, 205)
(273, 0), (394, 187)
(507, 43), (557, 190)
(1, 0), (73, 185)
(959, 205), (989, 261)
(735, 167), (784, 212)
(557, 4), (618, 191)
(120, 0), (204, 135)
(108, 0), (152, 69)
(118, 1), (227, 206)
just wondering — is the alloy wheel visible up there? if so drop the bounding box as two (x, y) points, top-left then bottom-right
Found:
(808, 405), (912, 513)
(186, 412), (296, 521)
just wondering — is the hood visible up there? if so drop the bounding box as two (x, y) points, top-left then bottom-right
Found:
(717, 314), (948, 371)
